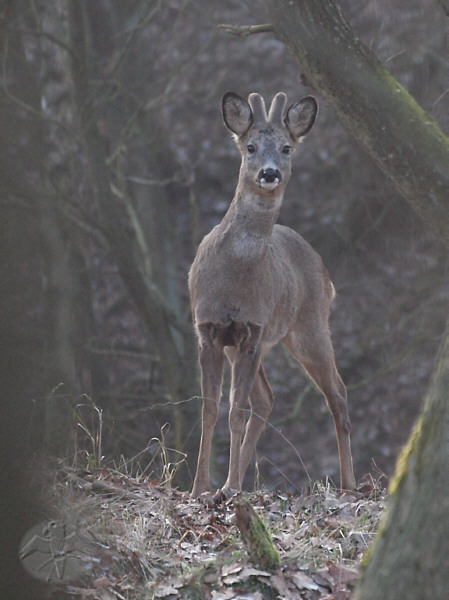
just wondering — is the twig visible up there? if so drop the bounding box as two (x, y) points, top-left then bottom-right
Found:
(72, 474), (146, 500)
(217, 23), (274, 37)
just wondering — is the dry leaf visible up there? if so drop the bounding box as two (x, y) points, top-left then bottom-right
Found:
(292, 571), (320, 591)
(154, 583), (180, 598)
(239, 566), (271, 578)
(270, 571), (294, 599)
(93, 577), (114, 589)
(211, 590), (236, 600)
(312, 571), (333, 590)
(327, 563), (358, 585)
(221, 563), (242, 577)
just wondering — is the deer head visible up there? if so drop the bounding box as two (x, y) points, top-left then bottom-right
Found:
(222, 92), (318, 197)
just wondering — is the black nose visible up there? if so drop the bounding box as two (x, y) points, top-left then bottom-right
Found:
(258, 168), (282, 183)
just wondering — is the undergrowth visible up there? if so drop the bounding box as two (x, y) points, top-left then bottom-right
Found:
(22, 404), (386, 599)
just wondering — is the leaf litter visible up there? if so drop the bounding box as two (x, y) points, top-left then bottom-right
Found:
(44, 468), (385, 599)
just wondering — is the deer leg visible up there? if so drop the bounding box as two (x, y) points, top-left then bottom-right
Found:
(239, 364), (275, 485)
(191, 329), (224, 497)
(284, 329), (356, 490)
(223, 324), (262, 492)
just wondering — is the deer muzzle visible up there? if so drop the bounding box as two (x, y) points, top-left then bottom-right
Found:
(257, 168), (282, 190)
(258, 168), (281, 183)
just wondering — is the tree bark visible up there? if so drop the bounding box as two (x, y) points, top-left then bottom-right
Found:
(263, 0), (449, 247)
(353, 318), (449, 598)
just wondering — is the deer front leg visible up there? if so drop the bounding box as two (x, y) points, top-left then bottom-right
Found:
(191, 329), (224, 497)
(223, 324), (263, 492)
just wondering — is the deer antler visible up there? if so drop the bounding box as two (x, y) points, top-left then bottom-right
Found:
(268, 92), (287, 125)
(248, 93), (268, 125)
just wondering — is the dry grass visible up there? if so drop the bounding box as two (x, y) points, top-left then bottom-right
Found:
(34, 451), (385, 600)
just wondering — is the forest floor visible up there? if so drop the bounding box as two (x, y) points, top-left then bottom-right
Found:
(23, 466), (386, 600)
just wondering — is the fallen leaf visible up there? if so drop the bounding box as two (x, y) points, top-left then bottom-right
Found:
(270, 571), (293, 599)
(211, 590), (236, 600)
(93, 577), (114, 589)
(292, 571), (320, 591)
(154, 583), (181, 598)
(327, 563), (358, 585)
(222, 574), (243, 585)
(312, 571), (332, 591)
(221, 563), (242, 577)
(239, 566), (271, 578)
(222, 565), (272, 586)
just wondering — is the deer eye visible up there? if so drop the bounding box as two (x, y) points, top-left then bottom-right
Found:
(282, 145), (291, 155)
(247, 144), (256, 154)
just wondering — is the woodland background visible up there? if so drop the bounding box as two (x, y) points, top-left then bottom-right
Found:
(1, 0), (448, 511)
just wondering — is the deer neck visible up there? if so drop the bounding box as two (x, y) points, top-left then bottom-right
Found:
(219, 186), (282, 262)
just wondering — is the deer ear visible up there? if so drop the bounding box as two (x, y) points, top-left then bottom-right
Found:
(285, 96), (318, 140)
(222, 92), (253, 137)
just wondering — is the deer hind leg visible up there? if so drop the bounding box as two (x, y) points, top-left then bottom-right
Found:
(191, 325), (225, 497)
(284, 325), (356, 490)
(238, 364), (275, 486)
(223, 323), (263, 492)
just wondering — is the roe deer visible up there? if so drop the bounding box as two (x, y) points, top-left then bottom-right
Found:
(189, 91), (355, 497)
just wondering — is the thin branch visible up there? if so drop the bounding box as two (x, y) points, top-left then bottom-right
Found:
(84, 341), (157, 362)
(4, 26), (77, 59)
(217, 23), (274, 37)
(0, 63), (82, 144)
(437, 0), (449, 17)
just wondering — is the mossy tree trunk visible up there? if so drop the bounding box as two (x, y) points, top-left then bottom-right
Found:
(263, 0), (449, 249)
(353, 319), (449, 598)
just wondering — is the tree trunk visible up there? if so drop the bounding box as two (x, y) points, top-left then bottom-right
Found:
(263, 0), (449, 248)
(67, 2), (198, 485)
(353, 318), (449, 598)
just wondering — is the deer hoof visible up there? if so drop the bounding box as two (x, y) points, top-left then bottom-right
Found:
(213, 487), (239, 504)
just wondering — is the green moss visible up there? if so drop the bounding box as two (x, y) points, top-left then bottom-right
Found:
(388, 413), (424, 496)
(234, 496), (280, 571)
(248, 514), (280, 571)
(358, 412), (427, 570)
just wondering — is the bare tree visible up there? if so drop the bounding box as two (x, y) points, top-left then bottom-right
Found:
(0, 1), (200, 480)
(66, 1), (199, 477)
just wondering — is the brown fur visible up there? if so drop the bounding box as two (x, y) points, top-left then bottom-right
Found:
(189, 92), (355, 496)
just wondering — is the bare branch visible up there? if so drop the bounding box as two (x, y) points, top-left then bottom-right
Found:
(4, 26), (76, 59)
(437, 0), (449, 16)
(217, 23), (274, 37)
